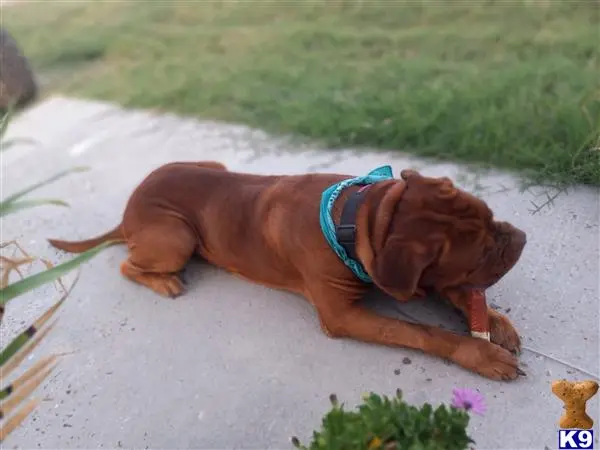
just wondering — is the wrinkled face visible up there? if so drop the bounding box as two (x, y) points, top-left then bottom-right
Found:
(422, 213), (527, 292)
(373, 170), (527, 297)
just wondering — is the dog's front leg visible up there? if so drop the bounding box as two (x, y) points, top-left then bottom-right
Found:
(443, 287), (521, 354)
(308, 284), (522, 381)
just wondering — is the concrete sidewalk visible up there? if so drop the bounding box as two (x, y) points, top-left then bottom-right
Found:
(2, 96), (599, 449)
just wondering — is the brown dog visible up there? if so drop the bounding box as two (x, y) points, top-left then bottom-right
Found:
(48, 162), (527, 380)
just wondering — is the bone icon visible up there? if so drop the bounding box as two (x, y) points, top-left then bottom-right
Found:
(551, 379), (599, 430)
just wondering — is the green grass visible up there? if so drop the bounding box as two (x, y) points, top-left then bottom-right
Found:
(4, 0), (599, 185)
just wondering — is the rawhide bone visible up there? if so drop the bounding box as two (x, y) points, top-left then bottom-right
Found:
(468, 289), (490, 341)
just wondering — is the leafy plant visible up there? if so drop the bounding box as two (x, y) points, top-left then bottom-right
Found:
(291, 388), (483, 450)
(0, 107), (110, 441)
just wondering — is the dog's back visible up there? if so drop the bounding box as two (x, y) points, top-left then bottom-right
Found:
(49, 161), (352, 293)
(127, 163), (350, 291)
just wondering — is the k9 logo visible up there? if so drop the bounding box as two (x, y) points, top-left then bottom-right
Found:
(559, 430), (595, 449)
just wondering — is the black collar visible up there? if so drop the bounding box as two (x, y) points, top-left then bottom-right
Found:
(334, 185), (371, 262)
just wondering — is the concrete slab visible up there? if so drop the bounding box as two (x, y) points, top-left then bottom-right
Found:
(2, 96), (599, 449)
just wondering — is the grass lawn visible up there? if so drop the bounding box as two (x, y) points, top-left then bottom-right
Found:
(4, 0), (599, 185)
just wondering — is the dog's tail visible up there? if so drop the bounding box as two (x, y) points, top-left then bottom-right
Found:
(48, 224), (125, 253)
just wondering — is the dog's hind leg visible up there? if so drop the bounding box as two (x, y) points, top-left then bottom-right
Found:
(120, 219), (196, 298)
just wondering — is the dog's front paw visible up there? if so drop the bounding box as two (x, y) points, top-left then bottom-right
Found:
(454, 338), (523, 381)
(489, 310), (521, 354)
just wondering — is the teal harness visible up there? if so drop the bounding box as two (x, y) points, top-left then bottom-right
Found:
(319, 165), (394, 283)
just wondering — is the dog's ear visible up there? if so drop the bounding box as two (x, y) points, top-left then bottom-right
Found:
(373, 236), (441, 300)
(401, 169), (456, 198)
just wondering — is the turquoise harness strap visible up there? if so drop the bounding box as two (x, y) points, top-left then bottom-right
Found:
(319, 165), (394, 283)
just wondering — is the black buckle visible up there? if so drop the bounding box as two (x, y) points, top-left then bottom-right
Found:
(335, 187), (369, 262)
(335, 224), (356, 245)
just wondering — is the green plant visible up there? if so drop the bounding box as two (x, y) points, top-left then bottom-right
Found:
(0, 107), (111, 441)
(292, 388), (482, 450)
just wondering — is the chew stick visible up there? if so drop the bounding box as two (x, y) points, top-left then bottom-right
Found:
(469, 289), (490, 341)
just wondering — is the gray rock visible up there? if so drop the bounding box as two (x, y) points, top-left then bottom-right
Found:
(0, 27), (38, 110)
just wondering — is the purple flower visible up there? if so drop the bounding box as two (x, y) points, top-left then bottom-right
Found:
(451, 388), (486, 415)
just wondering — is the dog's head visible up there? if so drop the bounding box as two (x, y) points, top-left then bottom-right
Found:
(371, 170), (526, 298)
